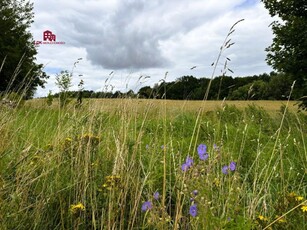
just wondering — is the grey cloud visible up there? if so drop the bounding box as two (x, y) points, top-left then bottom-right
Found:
(60, 0), (237, 70)
(62, 1), (170, 69)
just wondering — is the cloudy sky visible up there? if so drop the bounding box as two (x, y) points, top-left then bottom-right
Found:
(30, 0), (275, 97)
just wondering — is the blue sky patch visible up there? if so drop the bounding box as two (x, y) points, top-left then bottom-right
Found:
(44, 67), (62, 74)
(236, 0), (258, 9)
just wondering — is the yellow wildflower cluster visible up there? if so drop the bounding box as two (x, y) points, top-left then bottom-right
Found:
(69, 202), (85, 214)
(101, 175), (121, 191)
(257, 215), (268, 222)
(287, 192), (305, 202)
(287, 192), (307, 213)
(295, 196), (304, 201)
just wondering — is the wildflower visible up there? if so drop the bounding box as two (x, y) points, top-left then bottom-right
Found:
(186, 157), (193, 166)
(189, 204), (197, 217)
(101, 175), (121, 190)
(181, 156), (193, 171)
(192, 190), (198, 196)
(197, 144), (206, 154)
(213, 178), (220, 186)
(301, 205), (307, 212)
(141, 201), (152, 212)
(70, 202), (85, 214)
(199, 153), (209, 161)
(102, 183), (108, 188)
(181, 163), (189, 171)
(229, 162), (236, 171)
(222, 165), (229, 174)
(197, 144), (208, 161)
(222, 162), (237, 174)
(276, 216), (287, 223)
(295, 196), (304, 201)
(258, 215), (268, 221)
(153, 192), (160, 200)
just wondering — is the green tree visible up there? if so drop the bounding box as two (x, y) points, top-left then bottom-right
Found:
(0, 0), (47, 98)
(267, 72), (292, 100)
(138, 86), (153, 99)
(262, 0), (307, 107)
(55, 70), (72, 107)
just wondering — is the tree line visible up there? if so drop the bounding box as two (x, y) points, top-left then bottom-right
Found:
(52, 71), (302, 101)
(138, 72), (297, 100)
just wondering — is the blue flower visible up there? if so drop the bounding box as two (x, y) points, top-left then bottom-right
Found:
(197, 144), (207, 155)
(222, 165), (229, 174)
(199, 153), (209, 161)
(141, 201), (152, 212)
(153, 192), (160, 200)
(192, 190), (198, 196)
(189, 204), (197, 217)
(197, 144), (208, 161)
(181, 163), (189, 171)
(229, 162), (236, 171)
(181, 156), (193, 171)
(186, 157), (193, 167)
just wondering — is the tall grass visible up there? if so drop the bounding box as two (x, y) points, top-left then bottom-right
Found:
(0, 96), (306, 229)
(1, 20), (307, 230)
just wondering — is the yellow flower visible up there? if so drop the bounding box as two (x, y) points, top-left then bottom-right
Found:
(106, 175), (120, 183)
(295, 196), (304, 201)
(275, 216), (287, 223)
(213, 178), (220, 186)
(301, 205), (307, 212)
(102, 183), (108, 188)
(278, 218), (286, 223)
(65, 137), (72, 142)
(70, 202), (85, 214)
(101, 175), (121, 191)
(258, 215), (268, 221)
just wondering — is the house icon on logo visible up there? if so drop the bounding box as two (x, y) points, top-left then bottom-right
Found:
(43, 30), (56, 41)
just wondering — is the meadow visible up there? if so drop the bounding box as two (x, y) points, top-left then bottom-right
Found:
(0, 98), (306, 229)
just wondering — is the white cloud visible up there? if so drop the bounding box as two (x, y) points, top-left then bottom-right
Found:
(31, 0), (275, 97)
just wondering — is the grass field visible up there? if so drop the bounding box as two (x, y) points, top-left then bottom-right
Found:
(0, 98), (306, 229)
(27, 98), (300, 113)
